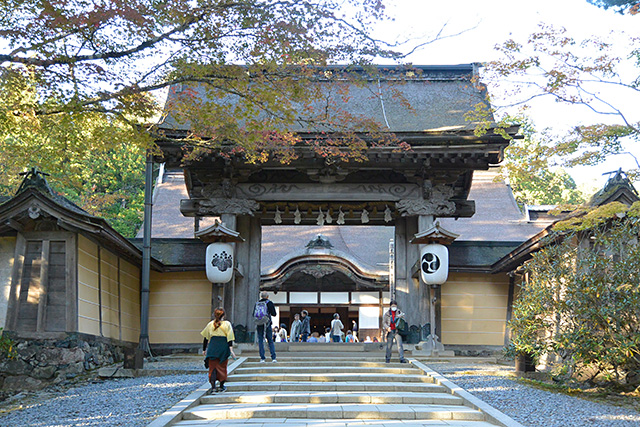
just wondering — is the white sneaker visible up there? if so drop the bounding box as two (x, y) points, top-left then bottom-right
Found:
(259, 359), (266, 363)
(272, 359), (277, 363)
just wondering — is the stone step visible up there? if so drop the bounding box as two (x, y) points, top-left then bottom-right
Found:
(182, 403), (486, 421)
(242, 360), (409, 368)
(201, 391), (464, 405)
(226, 381), (448, 393)
(243, 352), (397, 358)
(235, 366), (420, 375)
(229, 373), (436, 383)
(173, 418), (500, 427)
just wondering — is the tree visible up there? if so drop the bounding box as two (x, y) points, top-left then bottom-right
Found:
(0, 0), (425, 234)
(0, 0), (416, 163)
(498, 116), (586, 206)
(587, 0), (640, 14)
(482, 24), (640, 181)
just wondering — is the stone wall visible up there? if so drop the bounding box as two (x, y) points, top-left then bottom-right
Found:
(0, 332), (133, 394)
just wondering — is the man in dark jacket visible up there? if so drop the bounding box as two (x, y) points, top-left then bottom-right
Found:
(254, 291), (277, 362)
(300, 310), (311, 342)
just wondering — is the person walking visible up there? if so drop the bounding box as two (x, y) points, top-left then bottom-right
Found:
(352, 319), (359, 341)
(300, 310), (311, 342)
(201, 307), (236, 393)
(330, 313), (344, 342)
(254, 291), (277, 362)
(382, 300), (407, 363)
(290, 313), (302, 342)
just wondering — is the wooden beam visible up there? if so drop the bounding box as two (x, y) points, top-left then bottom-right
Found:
(5, 219), (24, 232)
(36, 240), (50, 333)
(7, 234), (26, 331)
(65, 233), (77, 332)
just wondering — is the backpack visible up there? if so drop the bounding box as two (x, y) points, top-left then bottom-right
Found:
(395, 317), (409, 338)
(253, 300), (270, 325)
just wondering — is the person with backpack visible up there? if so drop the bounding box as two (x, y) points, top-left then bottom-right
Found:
(254, 291), (277, 362)
(382, 300), (407, 363)
(330, 313), (344, 342)
(300, 309), (311, 342)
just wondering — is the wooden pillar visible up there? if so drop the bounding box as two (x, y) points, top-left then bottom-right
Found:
(211, 283), (224, 318)
(233, 215), (262, 327)
(394, 216), (423, 326)
(505, 273), (516, 346)
(221, 213), (237, 321)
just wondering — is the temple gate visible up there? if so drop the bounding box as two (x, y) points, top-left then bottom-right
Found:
(154, 64), (517, 344)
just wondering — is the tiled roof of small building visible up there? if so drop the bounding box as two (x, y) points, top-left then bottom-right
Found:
(438, 171), (547, 241)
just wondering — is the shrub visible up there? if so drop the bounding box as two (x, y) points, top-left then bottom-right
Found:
(0, 328), (17, 360)
(509, 214), (640, 383)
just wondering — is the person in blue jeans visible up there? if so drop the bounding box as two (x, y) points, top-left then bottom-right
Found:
(330, 313), (344, 342)
(254, 291), (277, 362)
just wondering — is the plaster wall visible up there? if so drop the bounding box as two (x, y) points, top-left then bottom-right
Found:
(78, 235), (100, 335)
(149, 271), (211, 344)
(100, 249), (120, 340)
(77, 235), (141, 342)
(441, 272), (510, 346)
(119, 258), (140, 343)
(0, 236), (16, 330)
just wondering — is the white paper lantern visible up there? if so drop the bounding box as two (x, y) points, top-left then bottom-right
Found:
(206, 242), (234, 283)
(420, 243), (448, 285)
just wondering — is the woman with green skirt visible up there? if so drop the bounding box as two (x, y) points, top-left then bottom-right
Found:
(201, 307), (236, 393)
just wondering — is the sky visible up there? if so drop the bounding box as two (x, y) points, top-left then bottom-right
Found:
(373, 0), (640, 190)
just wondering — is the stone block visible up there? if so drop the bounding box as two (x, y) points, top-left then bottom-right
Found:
(1, 358), (33, 375)
(62, 362), (85, 376)
(18, 346), (39, 361)
(98, 367), (135, 378)
(38, 347), (85, 365)
(123, 348), (144, 369)
(32, 365), (57, 379)
(3, 375), (43, 391)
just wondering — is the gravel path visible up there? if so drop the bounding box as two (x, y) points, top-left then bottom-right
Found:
(0, 373), (204, 427)
(2, 357), (639, 427)
(428, 361), (640, 427)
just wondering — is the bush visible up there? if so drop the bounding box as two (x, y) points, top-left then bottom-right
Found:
(0, 328), (17, 360)
(509, 212), (640, 383)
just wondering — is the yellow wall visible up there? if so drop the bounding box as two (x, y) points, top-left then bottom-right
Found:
(441, 272), (510, 346)
(119, 258), (140, 342)
(149, 271), (211, 344)
(78, 235), (100, 336)
(100, 249), (119, 339)
(77, 235), (140, 342)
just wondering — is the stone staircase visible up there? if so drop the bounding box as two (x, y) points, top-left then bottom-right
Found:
(170, 357), (504, 426)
